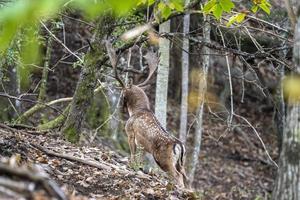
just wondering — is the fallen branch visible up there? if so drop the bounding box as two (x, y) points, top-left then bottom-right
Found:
(0, 93), (64, 115)
(16, 97), (72, 123)
(31, 143), (154, 181)
(0, 163), (67, 200)
(31, 143), (112, 171)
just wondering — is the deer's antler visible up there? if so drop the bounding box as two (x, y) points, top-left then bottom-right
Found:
(105, 40), (126, 88)
(137, 51), (159, 87)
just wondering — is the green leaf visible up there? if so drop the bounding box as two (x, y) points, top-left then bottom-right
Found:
(213, 4), (223, 20)
(158, 2), (166, 11)
(203, 0), (216, 13)
(258, 3), (270, 14)
(148, 0), (156, 6)
(162, 5), (172, 19)
(157, 2), (172, 19)
(226, 12), (246, 26)
(226, 15), (237, 27)
(169, 2), (175, 9)
(137, 0), (147, 6)
(219, 0), (234, 12)
(236, 12), (246, 22)
(172, 1), (184, 12)
(251, 5), (258, 13)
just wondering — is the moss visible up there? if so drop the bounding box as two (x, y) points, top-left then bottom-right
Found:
(38, 114), (65, 130)
(86, 91), (110, 133)
(63, 125), (79, 143)
(16, 104), (45, 124)
(61, 16), (114, 143)
(38, 104), (70, 130)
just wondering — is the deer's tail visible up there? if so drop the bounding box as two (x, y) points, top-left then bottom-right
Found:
(173, 141), (185, 170)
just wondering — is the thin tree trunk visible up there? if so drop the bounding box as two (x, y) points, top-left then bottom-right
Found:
(187, 16), (210, 186)
(272, 5), (300, 199)
(0, 45), (19, 122)
(62, 16), (113, 143)
(155, 20), (170, 129)
(179, 0), (190, 143)
(17, 26), (54, 124)
(274, 35), (288, 154)
(38, 25), (53, 103)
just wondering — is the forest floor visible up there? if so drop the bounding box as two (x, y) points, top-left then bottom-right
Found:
(188, 108), (278, 200)
(0, 101), (278, 200)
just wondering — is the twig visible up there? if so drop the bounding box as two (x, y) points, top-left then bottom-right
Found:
(0, 92), (64, 115)
(0, 82), (19, 117)
(40, 21), (84, 64)
(233, 113), (279, 168)
(218, 27), (234, 127)
(231, 11), (290, 33)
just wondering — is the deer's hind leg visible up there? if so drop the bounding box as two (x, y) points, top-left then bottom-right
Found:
(127, 134), (136, 163)
(153, 149), (185, 188)
(125, 123), (137, 164)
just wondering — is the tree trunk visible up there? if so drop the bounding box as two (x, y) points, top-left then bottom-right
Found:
(272, 5), (300, 199)
(187, 16), (210, 186)
(274, 34), (288, 154)
(0, 45), (19, 122)
(179, 0), (190, 143)
(62, 17), (113, 143)
(155, 20), (170, 129)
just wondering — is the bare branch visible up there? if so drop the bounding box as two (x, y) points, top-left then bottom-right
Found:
(40, 21), (84, 64)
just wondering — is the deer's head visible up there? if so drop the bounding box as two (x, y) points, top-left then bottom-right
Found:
(105, 40), (158, 116)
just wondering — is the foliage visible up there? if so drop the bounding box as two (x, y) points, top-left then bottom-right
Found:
(283, 76), (300, 104)
(203, 0), (271, 26)
(0, 0), (141, 87)
(0, 0), (272, 88)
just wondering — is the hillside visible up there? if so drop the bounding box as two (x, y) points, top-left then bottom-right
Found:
(0, 124), (197, 200)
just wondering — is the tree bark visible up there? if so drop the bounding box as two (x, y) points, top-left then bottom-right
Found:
(187, 16), (210, 186)
(272, 4), (300, 199)
(179, 0), (190, 144)
(62, 16), (113, 143)
(38, 24), (54, 103)
(0, 45), (19, 122)
(155, 20), (170, 129)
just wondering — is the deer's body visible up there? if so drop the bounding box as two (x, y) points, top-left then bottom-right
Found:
(124, 86), (187, 187)
(105, 42), (188, 187)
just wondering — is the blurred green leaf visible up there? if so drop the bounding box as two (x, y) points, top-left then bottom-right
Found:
(251, 5), (258, 13)
(203, 0), (216, 13)
(162, 6), (172, 19)
(226, 12), (246, 26)
(213, 4), (222, 20)
(171, 0), (184, 12)
(258, 2), (270, 14)
(19, 26), (41, 88)
(219, 0), (234, 12)
(283, 76), (300, 104)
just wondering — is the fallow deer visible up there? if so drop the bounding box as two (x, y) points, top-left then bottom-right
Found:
(105, 41), (188, 188)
